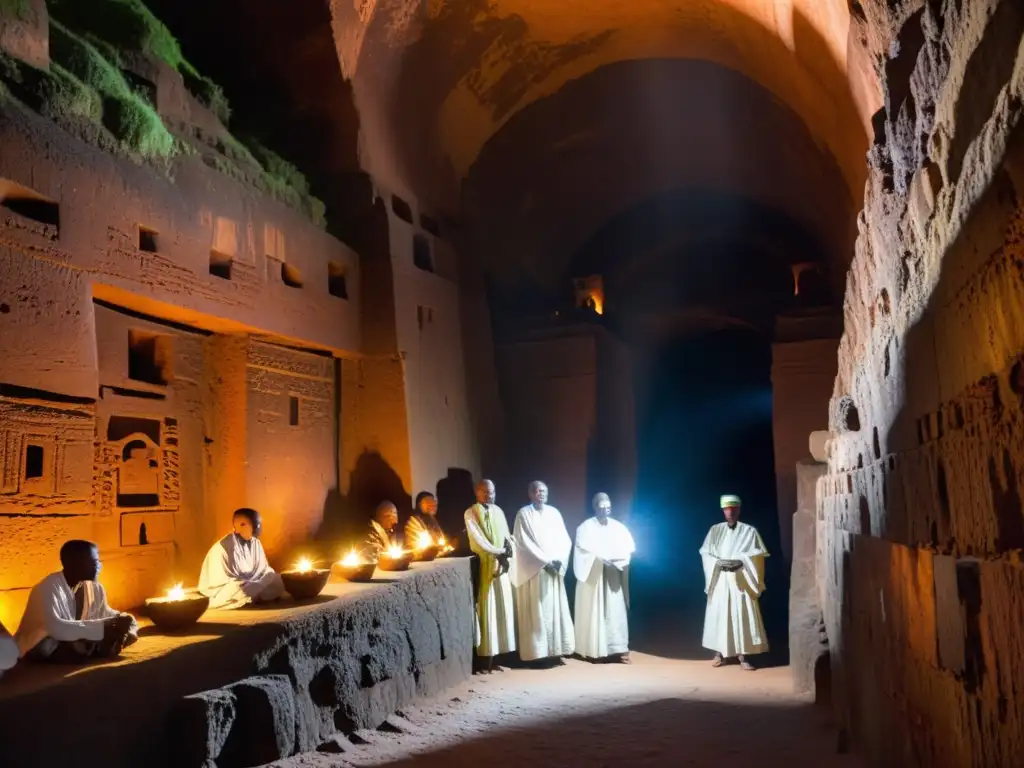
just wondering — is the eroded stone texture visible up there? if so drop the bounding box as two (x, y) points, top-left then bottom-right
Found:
(0, 561), (473, 768)
(789, 459), (828, 698)
(821, 1), (1024, 763)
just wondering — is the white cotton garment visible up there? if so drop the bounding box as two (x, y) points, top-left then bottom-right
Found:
(198, 533), (285, 610)
(0, 622), (19, 672)
(15, 573), (138, 657)
(699, 521), (770, 657)
(464, 502), (516, 657)
(511, 504), (575, 661)
(573, 516), (635, 659)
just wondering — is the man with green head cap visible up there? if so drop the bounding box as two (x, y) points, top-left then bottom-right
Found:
(699, 494), (769, 670)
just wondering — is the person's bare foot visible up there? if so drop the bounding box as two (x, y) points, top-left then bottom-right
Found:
(739, 655), (755, 671)
(619, 652), (631, 664)
(711, 653), (724, 668)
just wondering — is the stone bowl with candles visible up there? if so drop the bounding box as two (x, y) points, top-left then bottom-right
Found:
(332, 550), (377, 582)
(281, 558), (331, 600)
(411, 532), (440, 562)
(144, 585), (209, 632)
(378, 546), (413, 572)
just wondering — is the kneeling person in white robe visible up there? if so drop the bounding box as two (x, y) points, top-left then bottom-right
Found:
(699, 494), (769, 671)
(465, 479), (516, 671)
(16, 539), (138, 663)
(574, 492), (636, 663)
(511, 481), (575, 662)
(199, 508), (285, 610)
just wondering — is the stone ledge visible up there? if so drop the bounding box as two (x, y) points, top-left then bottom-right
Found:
(0, 559), (473, 768)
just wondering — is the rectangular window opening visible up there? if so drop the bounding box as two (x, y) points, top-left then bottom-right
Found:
(289, 396), (300, 426)
(128, 330), (173, 386)
(328, 261), (348, 299)
(281, 262), (304, 288)
(139, 226), (159, 253)
(209, 249), (233, 280)
(419, 214), (440, 238)
(391, 194), (413, 223)
(0, 179), (60, 230)
(413, 234), (433, 272)
(24, 444), (44, 479)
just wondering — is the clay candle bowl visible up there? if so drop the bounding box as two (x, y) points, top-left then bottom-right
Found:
(378, 546), (413, 572)
(412, 532), (440, 562)
(333, 551), (377, 582)
(281, 557), (331, 600)
(145, 584), (209, 632)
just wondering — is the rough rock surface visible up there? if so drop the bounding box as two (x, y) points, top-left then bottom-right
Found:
(821, 0), (1024, 764)
(789, 459), (829, 698)
(0, 560), (473, 768)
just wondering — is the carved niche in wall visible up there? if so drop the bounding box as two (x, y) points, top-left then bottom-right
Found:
(0, 394), (94, 513)
(96, 414), (180, 513)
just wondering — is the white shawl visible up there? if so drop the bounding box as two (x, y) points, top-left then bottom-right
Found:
(198, 533), (277, 610)
(510, 504), (572, 588)
(699, 522), (769, 598)
(573, 517), (635, 582)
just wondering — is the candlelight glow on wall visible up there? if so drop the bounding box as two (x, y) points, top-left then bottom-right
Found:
(573, 274), (605, 315)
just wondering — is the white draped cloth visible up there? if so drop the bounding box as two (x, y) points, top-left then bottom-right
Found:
(511, 504), (575, 661)
(573, 516), (635, 659)
(464, 502), (516, 657)
(699, 521), (769, 657)
(198, 533), (285, 610)
(15, 572), (138, 657)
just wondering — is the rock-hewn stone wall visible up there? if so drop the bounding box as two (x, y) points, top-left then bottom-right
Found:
(0, 561), (473, 768)
(821, 1), (1024, 764)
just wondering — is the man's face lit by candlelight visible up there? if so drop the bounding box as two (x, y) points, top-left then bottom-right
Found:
(233, 508), (262, 540)
(529, 481), (548, 508)
(476, 480), (495, 505)
(418, 494), (438, 516)
(376, 502), (398, 530)
(593, 493), (611, 520)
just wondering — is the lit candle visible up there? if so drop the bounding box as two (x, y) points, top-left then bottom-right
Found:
(294, 557), (313, 573)
(438, 536), (446, 547)
(340, 550), (361, 567)
(386, 545), (404, 559)
(166, 583), (185, 601)
(415, 531), (433, 551)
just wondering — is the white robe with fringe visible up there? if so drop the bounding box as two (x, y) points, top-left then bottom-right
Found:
(198, 533), (285, 610)
(699, 521), (769, 657)
(573, 516), (635, 659)
(511, 504), (575, 661)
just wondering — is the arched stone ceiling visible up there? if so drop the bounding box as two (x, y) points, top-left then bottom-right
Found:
(330, 0), (882, 216)
(461, 58), (857, 291)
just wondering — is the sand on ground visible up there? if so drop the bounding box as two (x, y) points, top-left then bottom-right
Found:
(269, 653), (857, 768)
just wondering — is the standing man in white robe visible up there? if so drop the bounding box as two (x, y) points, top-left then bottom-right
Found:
(464, 479), (515, 672)
(16, 540), (138, 662)
(199, 508), (285, 610)
(699, 494), (769, 670)
(574, 492), (636, 663)
(511, 481), (575, 663)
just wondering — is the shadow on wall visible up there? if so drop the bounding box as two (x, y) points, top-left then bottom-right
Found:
(436, 467), (476, 550)
(316, 451), (411, 548)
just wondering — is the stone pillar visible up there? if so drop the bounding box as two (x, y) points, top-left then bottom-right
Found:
(771, 333), (839, 561)
(789, 457), (829, 699)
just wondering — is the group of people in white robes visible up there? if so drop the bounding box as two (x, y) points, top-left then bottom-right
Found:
(465, 479), (638, 670)
(2, 482), (769, 677)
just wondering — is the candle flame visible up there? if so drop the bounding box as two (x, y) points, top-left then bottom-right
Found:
(386, 545), (405, 559)
(294, 557), (313, 573)
(167, 583), (185, 601)
(415, 531), (433, 550)
(438, 536), (446, 547)
(340, 550), (361, 567)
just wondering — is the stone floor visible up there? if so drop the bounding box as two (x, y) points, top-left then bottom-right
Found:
(270, 653), (859, 768)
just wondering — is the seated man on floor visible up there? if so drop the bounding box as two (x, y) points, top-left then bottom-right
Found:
(365, 500), (400, 560)
(0, 619), (18, 678)
(15, 540), (137, 663)
(199, 507), (285, 610)
(405, 491), (448, 551)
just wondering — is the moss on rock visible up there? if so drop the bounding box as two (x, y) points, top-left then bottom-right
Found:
(0, 0), (31, 21)
(49, 21), (176, 158)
